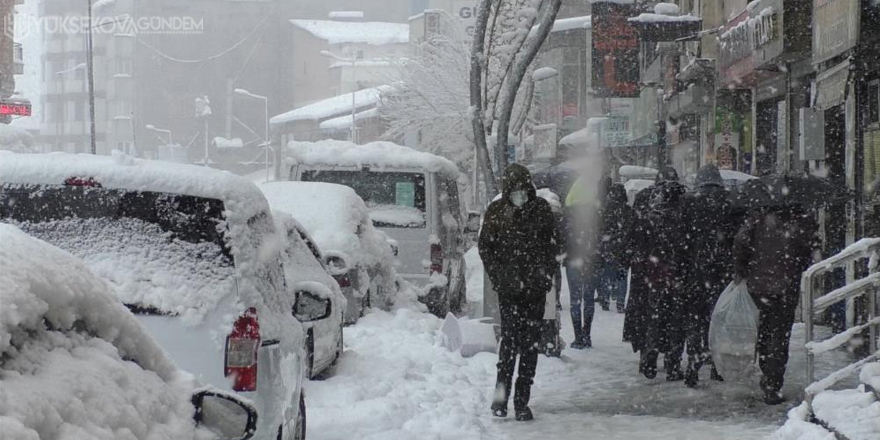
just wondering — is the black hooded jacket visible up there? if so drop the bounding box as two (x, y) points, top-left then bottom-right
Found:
(479, 164), (560, 306)
(681, 165), (736, 286)
(598, 183), (634, 265)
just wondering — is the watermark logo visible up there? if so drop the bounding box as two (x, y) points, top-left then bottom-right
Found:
(8, 14), (205, 39)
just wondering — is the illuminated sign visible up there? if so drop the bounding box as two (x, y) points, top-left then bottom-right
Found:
(591, 1), (640, 98)
(0, 100), (32, 117)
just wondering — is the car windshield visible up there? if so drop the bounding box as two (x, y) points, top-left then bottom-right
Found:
(0, 184), (235, 322)
(301, 170), (426, 228)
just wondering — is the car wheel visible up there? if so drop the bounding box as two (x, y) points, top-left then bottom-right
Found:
(294, 394), (306, 440)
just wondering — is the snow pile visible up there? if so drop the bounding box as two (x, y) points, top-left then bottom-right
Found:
(551, 15), (591, 33)
(11, 217), (236, 324)
(812, 388), (880, 440)
(213, 136), (243, 149)
(0, 123), (36, 153)
(304, 307), (498, 440)
(629, 13), (701, 23)
(271, 85), (392, 125)
(319, 108), (380, 131)
(290, 19), (409, 45)
(770, 404), (836, 440)
(285, 139), (461, 180)
(654, 2), (680, 15)
(532, 67), (559, 81)
(368, 205), (425, 228)
(0, 224), (205, 439)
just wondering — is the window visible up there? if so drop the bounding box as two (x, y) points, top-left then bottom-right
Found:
(115, 59), (133, 77)
(868, 80), (879, 125)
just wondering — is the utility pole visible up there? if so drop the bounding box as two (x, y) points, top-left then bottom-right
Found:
(86, 0), (97, 154)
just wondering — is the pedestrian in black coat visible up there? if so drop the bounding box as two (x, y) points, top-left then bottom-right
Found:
(680, 164), (736, 387)
(479, 163), (559, 421)
(597, 184), (634, 313)
(733, 203), (820, 404)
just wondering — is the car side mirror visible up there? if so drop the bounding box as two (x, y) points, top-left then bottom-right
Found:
(465, 211), (481, 234)
(192, 390), (257, 440)
(323, 251), (350, 276)
(294, 290), (332, 322)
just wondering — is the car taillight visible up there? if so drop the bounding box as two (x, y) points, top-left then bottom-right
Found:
(430, 243), (443, 274)
(334, 274), (351, 288)
(225, 307), (260, 392)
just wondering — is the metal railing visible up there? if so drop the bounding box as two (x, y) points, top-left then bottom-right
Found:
(801, 238), (880, 409)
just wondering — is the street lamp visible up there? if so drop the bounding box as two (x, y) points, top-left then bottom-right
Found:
(145, 124), (173, 145)
(234, 88), (271, 181)
(320, 50), (360, 144)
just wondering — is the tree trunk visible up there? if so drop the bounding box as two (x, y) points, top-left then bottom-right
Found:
(495, 0), (562, 174)
(470, 0), (498, 203)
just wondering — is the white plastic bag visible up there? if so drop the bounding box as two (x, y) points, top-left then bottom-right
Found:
(709, 281), (759, 381)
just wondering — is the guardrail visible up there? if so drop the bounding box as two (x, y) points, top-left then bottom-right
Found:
(801, 238), (880, 410)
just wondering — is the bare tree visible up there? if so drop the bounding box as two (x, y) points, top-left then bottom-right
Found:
(470, 0), (563, 200)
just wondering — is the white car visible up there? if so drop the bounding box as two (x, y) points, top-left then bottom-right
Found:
(0, 224), (258, 440)
(274, 211), (346, 378)
(0, 152), (329, 440)
(259, 181), (398, 324)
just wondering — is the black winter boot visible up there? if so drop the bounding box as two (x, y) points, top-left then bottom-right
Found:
(515, 407), (534, 421)
(570, 323), (586, 350)
(513, 377), (533, 414)
(582, 315), (593, 348)
(665, 357), (684, 382)
(640, 350), (658, 379)
(684, 358), (700, 388)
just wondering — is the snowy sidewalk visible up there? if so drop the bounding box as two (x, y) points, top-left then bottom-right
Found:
(303, 252), (854, 439)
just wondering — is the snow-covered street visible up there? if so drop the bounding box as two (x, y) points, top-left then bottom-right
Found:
(303, 253), (854, 440)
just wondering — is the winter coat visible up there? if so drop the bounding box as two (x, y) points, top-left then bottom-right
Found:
(623, 182), (659, 351)
(733, 206), (820, 299)
(681, 169), (737, 298)
(480, 164), (560, 307)
(598, 184), (634, 266)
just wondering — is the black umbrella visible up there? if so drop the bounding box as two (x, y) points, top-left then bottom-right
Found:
(730, 178), (772, 210)
(761, 174), (853, 208)
(532, 164), (579, 200)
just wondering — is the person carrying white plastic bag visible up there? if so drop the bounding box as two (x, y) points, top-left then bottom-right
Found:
(709, 281), (759, 382)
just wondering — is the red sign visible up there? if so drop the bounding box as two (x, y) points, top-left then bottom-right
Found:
(0, 101), (32, 117)
(591, 1), (640, 98)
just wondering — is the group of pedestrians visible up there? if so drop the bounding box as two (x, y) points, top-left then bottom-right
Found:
(479, 163), (822, 421)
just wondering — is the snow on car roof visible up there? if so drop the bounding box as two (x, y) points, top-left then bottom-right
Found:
(270, 85), (391, 125)
(285, 139), (460, 179)
(290, 19), (409, 45)
(0, 224), (177, 381)
(260, 181), (366, 253)
(0, 151), (269, 222)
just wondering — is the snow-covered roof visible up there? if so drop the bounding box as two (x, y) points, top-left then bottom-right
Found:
(319, 108), (380, 130)
(628, 13), (701, 23)
(285, 139), (461, 179)
(213, 136), (243, 149)
(271, 85), (392, 125)
(532, 67), (559, 82)
(0, 151), (269, 223)
(290, 19), (409, 46)
(552, 15), (591, 33)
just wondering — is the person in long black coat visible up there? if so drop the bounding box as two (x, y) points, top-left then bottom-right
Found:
(680, 164), (736, 387)
(624, 167), (687, 380)
(479, 163), (559, 421)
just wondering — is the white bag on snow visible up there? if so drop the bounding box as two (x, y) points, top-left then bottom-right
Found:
(709, 281), (759, 381)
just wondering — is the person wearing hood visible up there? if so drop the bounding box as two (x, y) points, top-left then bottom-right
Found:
(479, 164), (560, 421)
(641, 167), (688, 381)
(680, 164), (736, 387)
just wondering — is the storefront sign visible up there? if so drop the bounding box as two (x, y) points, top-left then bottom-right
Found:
(813, 0), (860, 64)
(603, 116), (631, 148)
(591, 1), (640, 98)
(719, 10), (755, 87)
(815, 60), (850, 110)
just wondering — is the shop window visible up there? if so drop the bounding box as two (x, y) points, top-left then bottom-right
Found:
(868, 80), (879, 125)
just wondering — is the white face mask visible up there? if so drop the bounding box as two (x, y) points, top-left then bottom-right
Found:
(510, 190), (528, 207)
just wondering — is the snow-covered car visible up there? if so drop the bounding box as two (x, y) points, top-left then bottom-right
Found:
(282, 140), (468, 317)
(0, 224), (258, 440)
(0, 152), (332, 440)
(273, 210), (346, 378)
(259, 181), (397, 325)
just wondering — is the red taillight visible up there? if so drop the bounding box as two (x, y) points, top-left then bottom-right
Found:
(225, 307), (260, 392)
(334, 274), (351, 288)
(430, 243), (443, 274)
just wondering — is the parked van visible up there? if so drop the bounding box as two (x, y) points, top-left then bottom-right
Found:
(282, 140), (468, 316)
